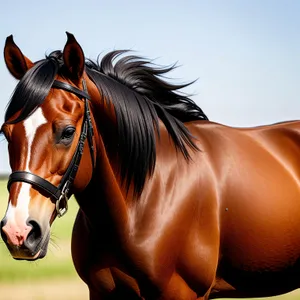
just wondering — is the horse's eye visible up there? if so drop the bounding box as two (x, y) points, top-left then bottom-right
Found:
(61, 126), (75, 141)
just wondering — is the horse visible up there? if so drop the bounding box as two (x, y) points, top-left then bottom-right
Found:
(1, 32), (300, 300)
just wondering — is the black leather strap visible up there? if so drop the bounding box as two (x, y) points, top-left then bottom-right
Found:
(8, 171), (61, 200)
(85, 99), (95, 168)
(58, 105), (89, 194)
(52, 80), (90, 100)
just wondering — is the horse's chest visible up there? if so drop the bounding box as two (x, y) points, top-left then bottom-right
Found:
(89, 264), (142, 298)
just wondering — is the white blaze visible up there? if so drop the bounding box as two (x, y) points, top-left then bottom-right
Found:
(5, 108), (47, 223)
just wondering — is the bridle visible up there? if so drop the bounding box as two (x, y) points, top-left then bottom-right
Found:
(7, 79), (95, 218)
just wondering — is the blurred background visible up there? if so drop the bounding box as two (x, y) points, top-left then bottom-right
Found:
(0, 0), (300, 299)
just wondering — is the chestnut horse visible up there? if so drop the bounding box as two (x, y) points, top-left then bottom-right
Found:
(1, 33), (300, 300)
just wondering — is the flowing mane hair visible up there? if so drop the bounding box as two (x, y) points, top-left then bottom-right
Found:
(4, 50), (208, 196)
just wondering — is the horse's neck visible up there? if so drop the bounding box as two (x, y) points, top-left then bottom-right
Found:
(76, 132), (130, 244)
(77, 80), (130, 240)
(86, 77), (120, 170)
(80, 79), (179, 243)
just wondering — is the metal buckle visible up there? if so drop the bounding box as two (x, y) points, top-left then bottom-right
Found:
(56, 182), (69, 218)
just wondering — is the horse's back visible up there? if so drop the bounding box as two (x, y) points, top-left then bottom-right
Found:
(187, 120), (300, 297)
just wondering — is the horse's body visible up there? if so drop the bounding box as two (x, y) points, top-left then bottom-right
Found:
(1, 33), (300, 299)
(72, 119), (300, 299)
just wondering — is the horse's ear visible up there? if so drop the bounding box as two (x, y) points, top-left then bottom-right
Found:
(63, 32), (85, 82)
(4, 35), (33, 80)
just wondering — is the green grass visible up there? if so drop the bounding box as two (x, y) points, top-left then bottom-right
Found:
(0, 180), (79, 282)
(0, 254), (76, 282)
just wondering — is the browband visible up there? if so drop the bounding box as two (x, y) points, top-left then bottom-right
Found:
(52, 80), (90, 100)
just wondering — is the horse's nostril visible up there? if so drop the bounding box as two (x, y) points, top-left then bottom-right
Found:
(0, 218), (8, 243)
(25, 220), (42, 247)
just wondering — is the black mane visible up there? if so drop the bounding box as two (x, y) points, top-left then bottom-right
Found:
(5, 50), (208, 196)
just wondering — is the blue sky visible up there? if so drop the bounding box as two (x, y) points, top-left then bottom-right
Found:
(0, 0), (299, 173)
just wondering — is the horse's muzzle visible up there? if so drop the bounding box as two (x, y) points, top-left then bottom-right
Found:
(0, 217), (49, 260)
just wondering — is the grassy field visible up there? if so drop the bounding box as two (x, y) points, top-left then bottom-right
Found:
(0, 179), (300, 299)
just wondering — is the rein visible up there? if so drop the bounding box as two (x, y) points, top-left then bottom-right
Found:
(7, 79), (94, 218)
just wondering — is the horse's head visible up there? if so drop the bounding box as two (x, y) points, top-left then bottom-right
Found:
(0, 33), (95, 260)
